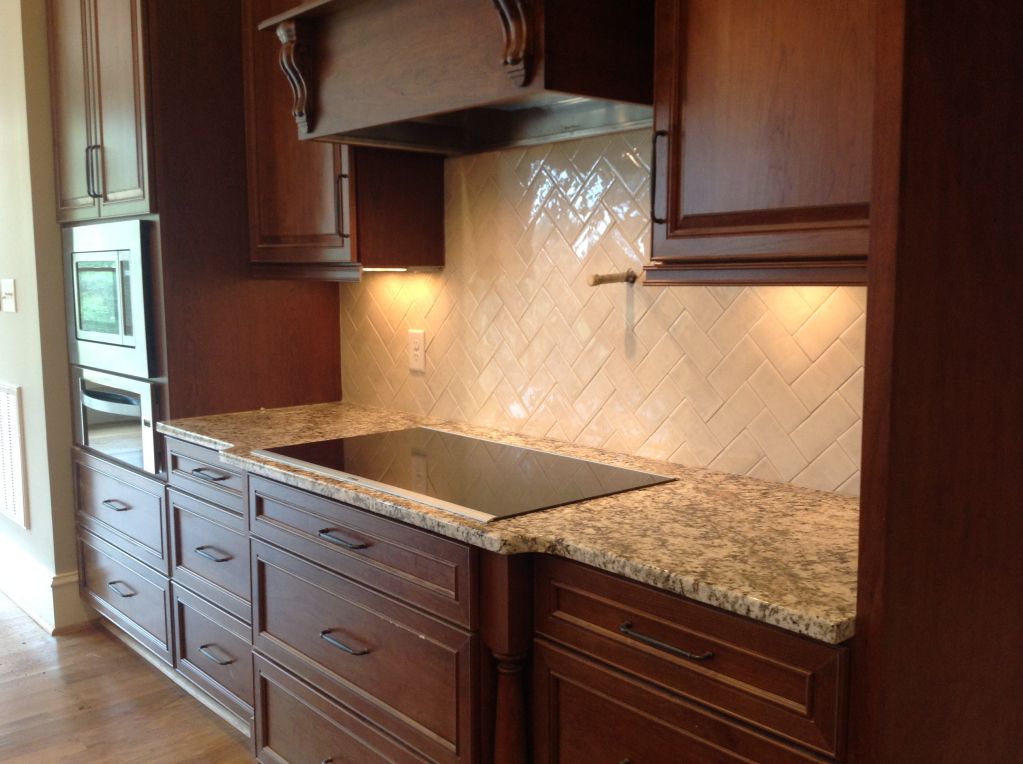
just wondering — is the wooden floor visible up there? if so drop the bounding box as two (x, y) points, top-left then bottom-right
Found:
(0, 593), (252, 763)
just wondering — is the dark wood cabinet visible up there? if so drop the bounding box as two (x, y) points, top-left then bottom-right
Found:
(242, 0), (444, 280)
(645, 0), (874, 285)
(534, 557), (849, 762)
(47, 0), (152, 222)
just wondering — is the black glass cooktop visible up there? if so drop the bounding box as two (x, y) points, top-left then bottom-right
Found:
(254, 427), (674, 523)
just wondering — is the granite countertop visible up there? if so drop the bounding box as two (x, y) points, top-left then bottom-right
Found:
(158, 401), (859, 644)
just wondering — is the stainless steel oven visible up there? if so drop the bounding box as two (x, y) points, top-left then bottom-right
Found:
(64, 220), (154, 379)
(71, 367), (159, 473)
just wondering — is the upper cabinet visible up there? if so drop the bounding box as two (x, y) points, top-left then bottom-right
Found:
(242, 0), (444, 280)
(47, 0), (152, 222)
(645, 0), (875, 285)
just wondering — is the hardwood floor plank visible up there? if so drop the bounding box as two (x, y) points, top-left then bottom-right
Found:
(0, 592), (252, 762)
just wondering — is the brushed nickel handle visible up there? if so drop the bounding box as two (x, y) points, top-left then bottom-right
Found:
(619, 621), (714, 662)
(194, 545), (232, 563)
(319, 629), (370, 656)
(190, 466), (229, 482)
(101, 499), (131, 512)
(108, 580), (136, 598)
(317, 528), (368, 550)
(198, 643), (235, 666)
(651, 129), (668, 225)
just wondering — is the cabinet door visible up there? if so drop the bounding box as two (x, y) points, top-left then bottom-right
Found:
(92, 0), (152, 217)
(47, 0), (99, 221)
(243, 0), (354, 273)
(647, 0), (874, 285)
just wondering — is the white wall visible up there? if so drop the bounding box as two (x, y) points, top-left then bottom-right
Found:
(0, 0), (88, 632)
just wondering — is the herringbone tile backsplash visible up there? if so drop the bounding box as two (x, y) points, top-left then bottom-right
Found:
(341, 130), (866, 496)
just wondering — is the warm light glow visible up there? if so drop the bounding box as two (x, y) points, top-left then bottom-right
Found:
(362, 267), (408, 272)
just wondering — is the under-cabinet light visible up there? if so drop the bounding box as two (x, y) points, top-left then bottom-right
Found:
(362, 267), (408, 272)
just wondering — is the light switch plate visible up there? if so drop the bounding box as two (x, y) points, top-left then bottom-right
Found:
(408, 328), (426, 372)
(0, 279), (15, 313)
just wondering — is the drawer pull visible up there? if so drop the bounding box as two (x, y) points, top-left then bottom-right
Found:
(194, 545), (233, 563)
(317, 528), (368, 550)
(101, 499), (131, 512)
(321, 760), (334, 764)
(190, 467), (229, 483)
(619, 621), (714, 662)
(107, 580), (137, 598)
(319, 629), (370, 656)
(198, 643), (236, 666)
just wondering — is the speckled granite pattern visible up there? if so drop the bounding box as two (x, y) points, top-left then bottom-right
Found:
(159, 402), (859, 644)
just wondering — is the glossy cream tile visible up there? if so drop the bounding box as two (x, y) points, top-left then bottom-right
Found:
(340, 130), (867, 494)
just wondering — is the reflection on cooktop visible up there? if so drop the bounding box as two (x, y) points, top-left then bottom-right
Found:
(254, 427), (675, 522)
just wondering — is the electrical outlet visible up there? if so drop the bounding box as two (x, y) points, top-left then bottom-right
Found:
(0, 279), (15, 313)
(408, 328), (426, 372)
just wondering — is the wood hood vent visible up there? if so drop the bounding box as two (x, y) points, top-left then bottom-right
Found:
(258, 0), (654, 155)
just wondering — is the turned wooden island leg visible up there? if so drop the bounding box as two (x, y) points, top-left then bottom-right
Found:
(480, 551), (533, 764)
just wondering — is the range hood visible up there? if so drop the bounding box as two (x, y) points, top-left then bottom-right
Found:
(258, 0), (653, 155)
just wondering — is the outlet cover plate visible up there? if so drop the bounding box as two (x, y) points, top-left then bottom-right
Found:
(408, 329), (425, 372)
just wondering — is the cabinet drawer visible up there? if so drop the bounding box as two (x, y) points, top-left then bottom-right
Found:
(533, 640), (824, 764)
(170, 488), (251, 622)
(167, 438), (245, 513)
(78, 530), (172, 665)
(173, 584), (253, 721)
(254, 654), (425, 764)
(534, 557), (848, 758)
(249, 475), (475, 628)
(252, 540), (475, 763)
(74, 449), (168, 574)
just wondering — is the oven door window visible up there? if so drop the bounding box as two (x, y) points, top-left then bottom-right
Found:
(78, 379), (153, 471)
(74, 251), (134, 346)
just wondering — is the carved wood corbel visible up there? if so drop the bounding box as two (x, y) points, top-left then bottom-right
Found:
(492, 0), (531, 86)
(275, 20), (312, 134)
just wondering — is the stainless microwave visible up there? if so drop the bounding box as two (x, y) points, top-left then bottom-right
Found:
(64, 220), (155, 379)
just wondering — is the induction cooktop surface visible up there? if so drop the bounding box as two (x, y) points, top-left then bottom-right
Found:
(253, 427), (674, 522)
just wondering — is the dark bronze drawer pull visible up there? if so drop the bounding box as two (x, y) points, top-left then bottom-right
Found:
(190, 466), (229, 482)
(198, 643), (235, 666)
(319, 629), (370, 656)
(317, 528), (368, 550)
(618, 621), (714, 662)
(107, 580), (137, 598)
(101, 499), (131, 512)
(650, 129), (669, 225)
(194, 545), (232, 563)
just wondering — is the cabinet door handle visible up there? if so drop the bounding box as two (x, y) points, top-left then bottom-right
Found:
(190, 466), (229, 483)
(335, 173), (350, 239)
(650, 129), (668, 225)
(319, 629), (370, 656)
(619, 621), (714, 662)
(85, 146), (95, 198)
(91, 144), (104, 198)
(107, 580), (137, 598)
(101, 499), (131, 512)
(317, 528), (368, 550)
(194, 545), (232, 563)
(198, 643), (235, 666)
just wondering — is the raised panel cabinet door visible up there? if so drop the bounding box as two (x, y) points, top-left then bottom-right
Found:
(47, 0), (99, 221)
(647, 0), (874, 285)
(243, 0), (352, 265)
(92, 0), (151, 217)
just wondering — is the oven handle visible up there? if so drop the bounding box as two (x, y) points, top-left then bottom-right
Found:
(80, 388), (142, 417)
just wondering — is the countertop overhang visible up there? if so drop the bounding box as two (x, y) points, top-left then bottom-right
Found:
(158, 401), (859, 644)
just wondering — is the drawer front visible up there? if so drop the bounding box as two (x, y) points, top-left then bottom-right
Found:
(252, 540), (475, 763)
(170, 488), (251, 621)
(74, 449), (168, 574)
(167, 437), (245, 513)
(533, 640), (823, 764)
(78, 530), (172, 664)
(534, 557), (848, 758)
(249, 475), (475, 628)
(254, 655), (426, 764)
(173, 584), (253, 719)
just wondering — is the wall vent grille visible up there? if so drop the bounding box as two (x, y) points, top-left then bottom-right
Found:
(0, 382), (28, 528)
